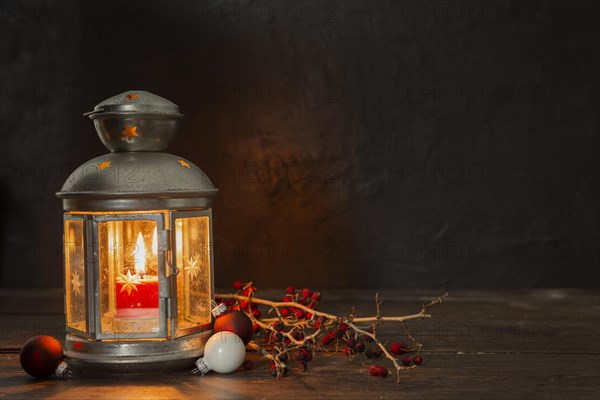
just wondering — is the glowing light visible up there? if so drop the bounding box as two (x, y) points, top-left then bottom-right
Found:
(133, 232), (146, 274)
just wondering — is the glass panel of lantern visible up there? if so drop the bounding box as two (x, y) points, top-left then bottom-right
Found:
(96, 213), (166, 339)
(173, 211), (213, 337)
(64, 217), (86, 335)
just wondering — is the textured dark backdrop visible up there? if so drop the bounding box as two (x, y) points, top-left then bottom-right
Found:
(0, 0), (598, 289)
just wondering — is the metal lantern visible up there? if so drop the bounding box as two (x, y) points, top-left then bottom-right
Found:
(56, 91), (218, 373)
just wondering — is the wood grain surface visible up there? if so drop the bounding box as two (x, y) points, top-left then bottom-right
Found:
(1, 289), (599, 399)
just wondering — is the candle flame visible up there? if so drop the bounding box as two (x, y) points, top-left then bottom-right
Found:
(134, 232), (146, 274)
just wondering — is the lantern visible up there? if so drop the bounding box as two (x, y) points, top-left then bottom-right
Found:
(56, 91), (218, 373)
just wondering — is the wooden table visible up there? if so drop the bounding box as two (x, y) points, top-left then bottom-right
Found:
(1, 289), (599, 399)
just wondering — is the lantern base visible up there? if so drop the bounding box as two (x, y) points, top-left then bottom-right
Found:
(64, 331), (212, 375)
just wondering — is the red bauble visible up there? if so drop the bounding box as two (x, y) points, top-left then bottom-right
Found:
(213, 310), (253, 345)
(20, 336), (64, 378)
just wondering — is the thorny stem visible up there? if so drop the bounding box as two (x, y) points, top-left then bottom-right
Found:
(215, 291), (448, 383)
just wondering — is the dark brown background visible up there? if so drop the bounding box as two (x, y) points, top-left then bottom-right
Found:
(1, 0), (598, 290)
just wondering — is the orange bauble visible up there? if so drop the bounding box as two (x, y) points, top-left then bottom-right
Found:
(20, 336), (64, 378)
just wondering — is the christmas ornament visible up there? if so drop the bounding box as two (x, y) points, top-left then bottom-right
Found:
(20, 336), (70, 379)
(212, 304), (253, 345)
(192, 331), (246, 375)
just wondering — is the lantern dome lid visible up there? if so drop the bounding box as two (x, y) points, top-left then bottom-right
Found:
(84, 90), (183, 119)
(56, 152), (217, 199)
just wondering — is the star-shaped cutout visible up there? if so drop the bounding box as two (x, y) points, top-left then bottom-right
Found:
(125, 93), (139, 100)
(71, 270), (82, 296)
(178, 159), (190, 168)
(117, 270), (140, 296)
(121, 124), (139, 141)
(97, 161), (111, 171)
(184, 253), (201, 281)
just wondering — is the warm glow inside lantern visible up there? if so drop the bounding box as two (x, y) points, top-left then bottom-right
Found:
(57, 91), (217, 373)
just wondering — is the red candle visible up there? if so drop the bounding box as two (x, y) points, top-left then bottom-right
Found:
(115, 232), (159, 319)
(116, 275), (159, 318)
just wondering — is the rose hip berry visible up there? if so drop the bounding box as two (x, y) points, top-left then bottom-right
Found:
(281, 308), (290, 317)
(322, 333), (335, 345)
(293, 350), (305, 361)
(376, 366), (388, 377)
(354, 342), (365, 353)
(286, 286), (295, 294)
(390, 342), (408, 355)
(302, 288), (312, 298)
(369, 364), (379, 376)
(413, 356), (423, 365)
(312, 291), (321, 301)
(272, 321), (284, 332)
(401, 357), (411, 366)
(304, 350), (313, 362)
(233, 281), (243, 290)
(295, 309), (305, 319)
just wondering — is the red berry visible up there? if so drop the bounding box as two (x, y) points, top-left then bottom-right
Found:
(346, 338), (357, 348)
(253, 309), (261, 319)
(281, 308), (290, 317)
(291, 331), (304, 341)
(312, 291), (321, 301)
(322, 333), (335, 345)
(361, 334), (374, 343)
(306, 313), (313, 319)
(272, 321), (284, 331)
(252, 323), (260, 334)
(239, 300), (249, 309)
(354, 342), (365, 353)
(369, 364), (379, 376)
(343, 346), (352, 356)
(283, 296), (293, 303)
(233, 281), (243, 290)
(295, 309), (305, 319)
(242, 360), (254, 370)
(302, 288), (311, 298)
(293, 350), (305, 361)
(273, 332), (283, 342)
(286, 286), (295, 294)
(390, 342), (408, 355)
(413, 356), (423, 365)
(401, 357), (411, 366)
(304, 350), (312, 362)
(278, 353), (288, 362)
(338, 323), (349, 332)
(377, 366), (388, 377)
(269, 362), (277, 375)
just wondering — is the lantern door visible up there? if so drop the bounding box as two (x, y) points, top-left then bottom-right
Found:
(170, 210), (214, 338)
(93, 213), (168, 340)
